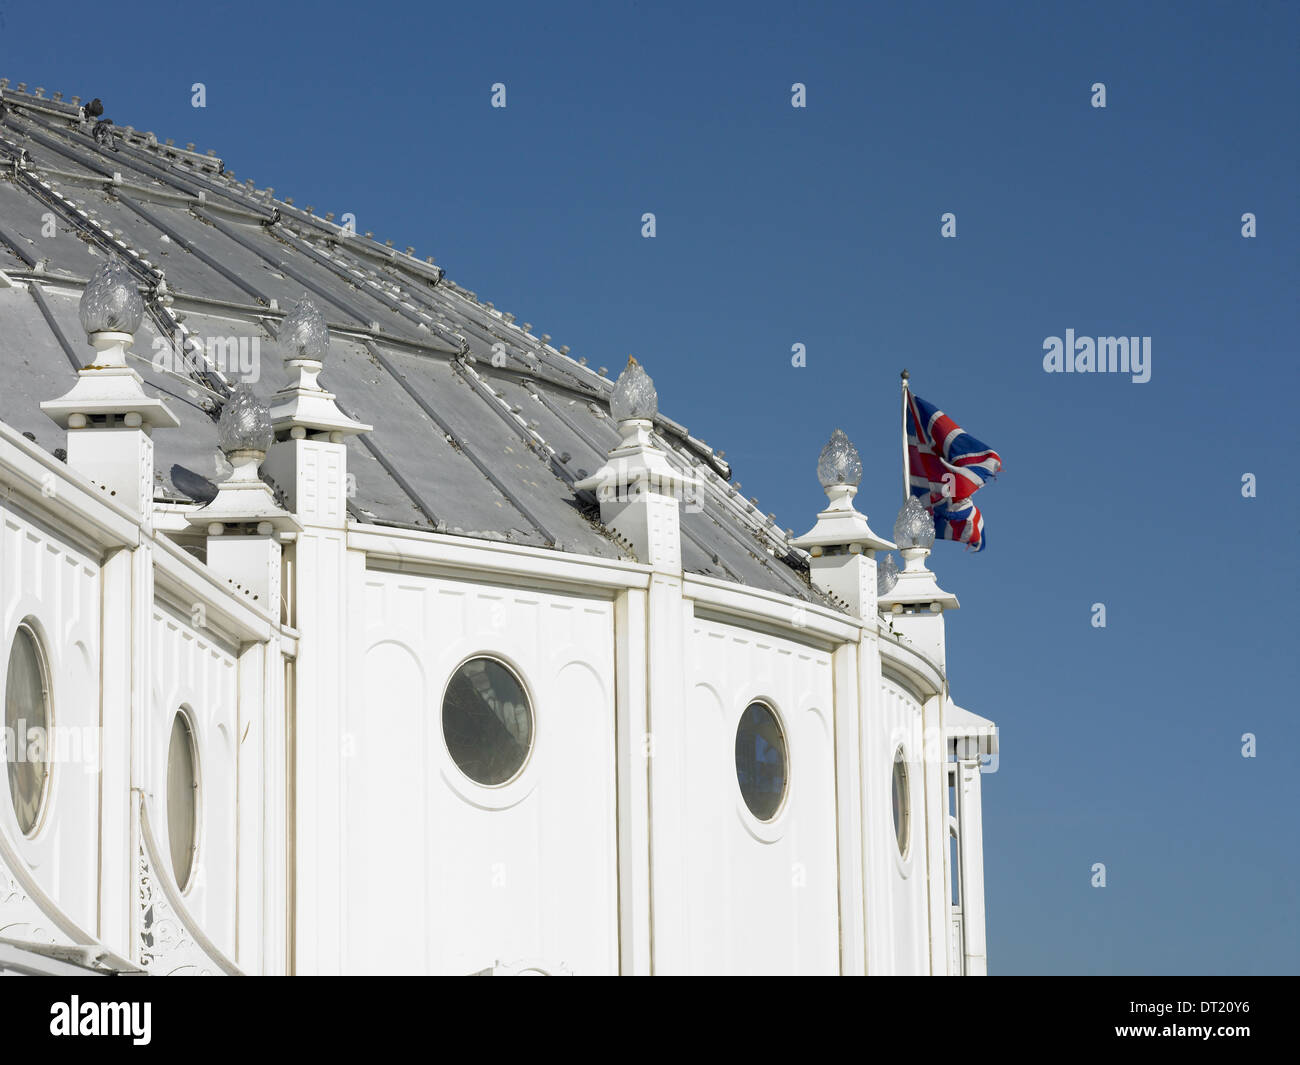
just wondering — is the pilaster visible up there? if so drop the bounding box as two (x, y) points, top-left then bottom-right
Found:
(258, 298), (368, 976)
(613, 587), (652, 974)
(97, 546), (132, 957)
(832, 639), (866, 974)
(921, 692), (949, 975)
(644, 572), (690, 973)
(41, 263), (176, 966)
(956, 758), (987, 976)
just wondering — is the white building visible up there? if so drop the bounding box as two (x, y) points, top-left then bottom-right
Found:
(0, 83), (997, 976)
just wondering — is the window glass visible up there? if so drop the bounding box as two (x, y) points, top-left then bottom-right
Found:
(892, 748), (910, 856)
(167, 713), (199, 890)
(5, 624), (51, 836)
(442, 658), (533, 785)
(735, 702), (787, 821)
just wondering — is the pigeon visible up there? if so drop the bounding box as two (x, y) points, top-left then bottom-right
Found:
(169, 464), (219, 505)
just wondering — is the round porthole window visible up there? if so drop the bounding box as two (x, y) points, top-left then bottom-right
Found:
(5, 622), (52, 837)
(734, 702), (787, 822)
(167, 712), (199, 891)
(891, 747), (910, 857)
(442, 657), (533, 786)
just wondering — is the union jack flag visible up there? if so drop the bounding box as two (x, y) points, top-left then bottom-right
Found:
(906, 391), (1002, 551)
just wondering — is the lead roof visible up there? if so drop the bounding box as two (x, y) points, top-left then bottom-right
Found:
(0, 82), (833, 606)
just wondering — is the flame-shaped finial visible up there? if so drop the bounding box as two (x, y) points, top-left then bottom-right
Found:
(79, 255), (144, 335)
(877, 553), (900, 596)
(218, 384), (274, 455)
(279, 295), (329, 363)
(610, 355), (658, 423)
(816, 428), (862, 488)
(893, 495), (936, 550)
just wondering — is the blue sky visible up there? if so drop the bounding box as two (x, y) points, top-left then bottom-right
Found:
(3, 0), (1296, 973)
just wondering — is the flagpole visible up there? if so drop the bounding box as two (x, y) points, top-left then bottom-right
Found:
(900, 369), (910, 503)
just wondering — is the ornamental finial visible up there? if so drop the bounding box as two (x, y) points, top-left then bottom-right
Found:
(79, 255), (144, 336)
(893, 495), (936, 550)
(877, 553), (900, 596)
(218, 383), (274, 456)
(610, 355), (658, 423)
(279, 294), (329, 363)
(816, 428), (863, 489)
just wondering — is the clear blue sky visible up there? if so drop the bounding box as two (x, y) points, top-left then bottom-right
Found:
(3, 0), (1296, 974)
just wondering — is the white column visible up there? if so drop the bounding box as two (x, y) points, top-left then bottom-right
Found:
(832, 639), (866, 974)
(613, 587), (651, 974)
(126, 530), (154, 967)
(261, 604), (289, 975)
(266, 435), (352, 975)
(956, 758), (987, 976)
(858, 625), (886, 974)
(235, 641), (265, 972)
(215, 532), (286, 974)
(63, 423), (155, 515)
(573, 364), (691, 974)
(922, 693), (949, 974)
(97, 546), (133, 955)
(645, 571), (689, 973)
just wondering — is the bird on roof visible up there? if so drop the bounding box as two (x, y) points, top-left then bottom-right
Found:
(170, 465), (219, 505)
(84, 97), (104, 118)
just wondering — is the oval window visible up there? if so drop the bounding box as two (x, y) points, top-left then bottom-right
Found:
(892, 747), (910, 857)
(5, 623), (52, 836)
(167, 712), (199, 891)
(442, 657), (533, 786)
(734, 702), (787, 821)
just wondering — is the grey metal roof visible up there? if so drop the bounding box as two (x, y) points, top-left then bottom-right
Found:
(0, 81), (826, 603)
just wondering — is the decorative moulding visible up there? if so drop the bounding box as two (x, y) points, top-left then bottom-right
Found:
(41, 333), (180, 431)
(877, 546), (959, 612)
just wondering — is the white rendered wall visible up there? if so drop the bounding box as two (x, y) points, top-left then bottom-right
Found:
(148, 602), (240, 958)
(0, 420), (993, 977)
(865, 676), (932, 974)
(0, 503), (101, 935)
(346, 566), (619, 975)
(674, 614), (839, 975)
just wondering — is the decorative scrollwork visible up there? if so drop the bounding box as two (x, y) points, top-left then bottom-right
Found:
(136, 837), (216, 976)
(135, 797), (240, 976)
(0, 859), (63, 946)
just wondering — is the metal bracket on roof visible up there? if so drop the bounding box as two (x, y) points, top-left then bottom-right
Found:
(126, 349), (225, 404)
(0, 130), (32, 172)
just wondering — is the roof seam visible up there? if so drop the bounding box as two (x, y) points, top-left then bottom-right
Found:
(361, 340), (558, 547)
(25, 281), (83, 372)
